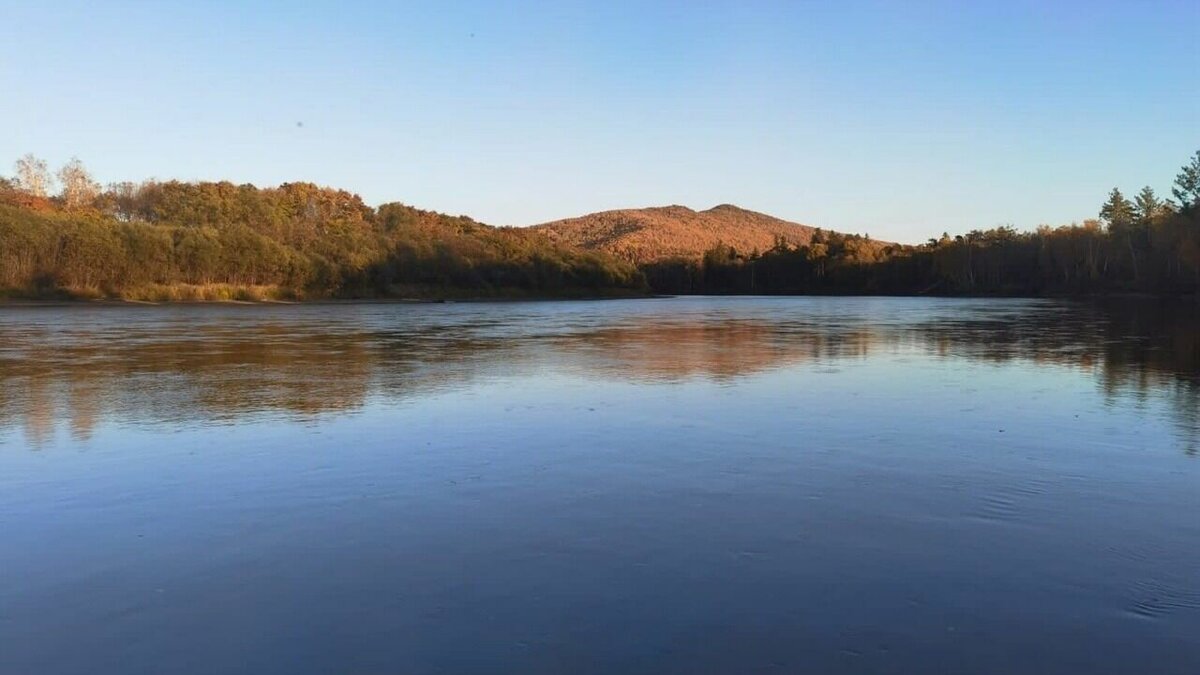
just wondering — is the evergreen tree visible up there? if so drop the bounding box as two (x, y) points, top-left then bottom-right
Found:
(1099, 188), (1135, 230)
(1171, 150), (1200, 213)
(1100, 188), (1139, 283)
(1134, 186), (1163, 226)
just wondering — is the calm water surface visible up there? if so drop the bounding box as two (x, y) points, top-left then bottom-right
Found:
(1, 297), (1198, 674)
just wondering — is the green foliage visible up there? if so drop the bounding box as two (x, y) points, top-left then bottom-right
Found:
(0, 178), (645, 299)
(2, 150), (1196, 301)
(1100, 188), (1135, 230)
(1171, 150), (1200, 213)
(1134, 186), (1163, 225)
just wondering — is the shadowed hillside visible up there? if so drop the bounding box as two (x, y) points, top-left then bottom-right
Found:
(532, 204), (841, 263)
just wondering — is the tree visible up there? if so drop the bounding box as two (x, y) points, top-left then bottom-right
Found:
(1099, 188), (1134, 230)
(1134, 186), (1163, 225)
(1171, 150), (1200, 214)
(103, 181), (141, 221)
(14, 154), (52, 197)
(58, 157), (100, 209)
(1099, 188), (1138, 282)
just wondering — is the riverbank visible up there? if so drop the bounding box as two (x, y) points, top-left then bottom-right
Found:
(0, 283), (654, 304)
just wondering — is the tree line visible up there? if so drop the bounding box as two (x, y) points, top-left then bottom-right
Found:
(647, 151), (1200, 296)
(0, 155), (644, 300)
(1, 151), (1197, 299)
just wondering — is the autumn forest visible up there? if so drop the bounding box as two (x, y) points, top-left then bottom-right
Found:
(1, 151), (1198, 300)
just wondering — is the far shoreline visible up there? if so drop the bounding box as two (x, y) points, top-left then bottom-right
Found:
(1, 291), (1194, 307)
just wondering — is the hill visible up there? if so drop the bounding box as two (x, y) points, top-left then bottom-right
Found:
(531, 204), (825, 263)
(3, 148), (1197, 299)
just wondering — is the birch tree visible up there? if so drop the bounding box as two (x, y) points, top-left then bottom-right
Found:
(14, 154), (52, 197)
(58, 157), (100, 208)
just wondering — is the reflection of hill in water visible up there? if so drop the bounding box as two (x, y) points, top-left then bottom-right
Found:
(0, 300), (1195, 448)
(547, 321), (874, 382)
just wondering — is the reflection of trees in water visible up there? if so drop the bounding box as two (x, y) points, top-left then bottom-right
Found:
(917, 302), (1197, 389)
(0, 301), (1195, 449)
(0, 322), (535, 447)
(549, 320), (875, 382)
(907, 300), (1199, 450)
(0, 330), (376, 446)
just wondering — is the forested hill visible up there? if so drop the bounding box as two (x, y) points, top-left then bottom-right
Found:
(0, 175), (645, 301)
(532, 203), (887, 264)
(1, 150), (1198, 300)
(642, 151), (1200, 296)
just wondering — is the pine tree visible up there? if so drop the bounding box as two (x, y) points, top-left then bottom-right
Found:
(1100, 188), (1139, 282)
(1099, 188), (1135, 230)
(1171, 150), (1200, 213)
(1134, 186), (1162, 225)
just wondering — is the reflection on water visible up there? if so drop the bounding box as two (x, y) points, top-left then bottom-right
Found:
(1, 297), (1198, 675)
(1, 298), (1195, 449)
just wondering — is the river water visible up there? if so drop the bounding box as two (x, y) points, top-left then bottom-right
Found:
(1, 297), (1197, 674)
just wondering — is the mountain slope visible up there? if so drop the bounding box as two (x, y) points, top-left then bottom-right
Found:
(530, 204), (820, 263)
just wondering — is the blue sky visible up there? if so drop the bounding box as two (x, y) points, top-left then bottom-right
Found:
(2, 1), (1196, 242)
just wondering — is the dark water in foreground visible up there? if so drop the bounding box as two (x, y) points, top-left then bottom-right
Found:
(1, 297), (1197, 674)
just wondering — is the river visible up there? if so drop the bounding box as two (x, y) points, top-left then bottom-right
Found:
(1, 297), (1197, 674)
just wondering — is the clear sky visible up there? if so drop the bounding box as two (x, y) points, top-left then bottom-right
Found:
(2, 1), (1197, 243)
